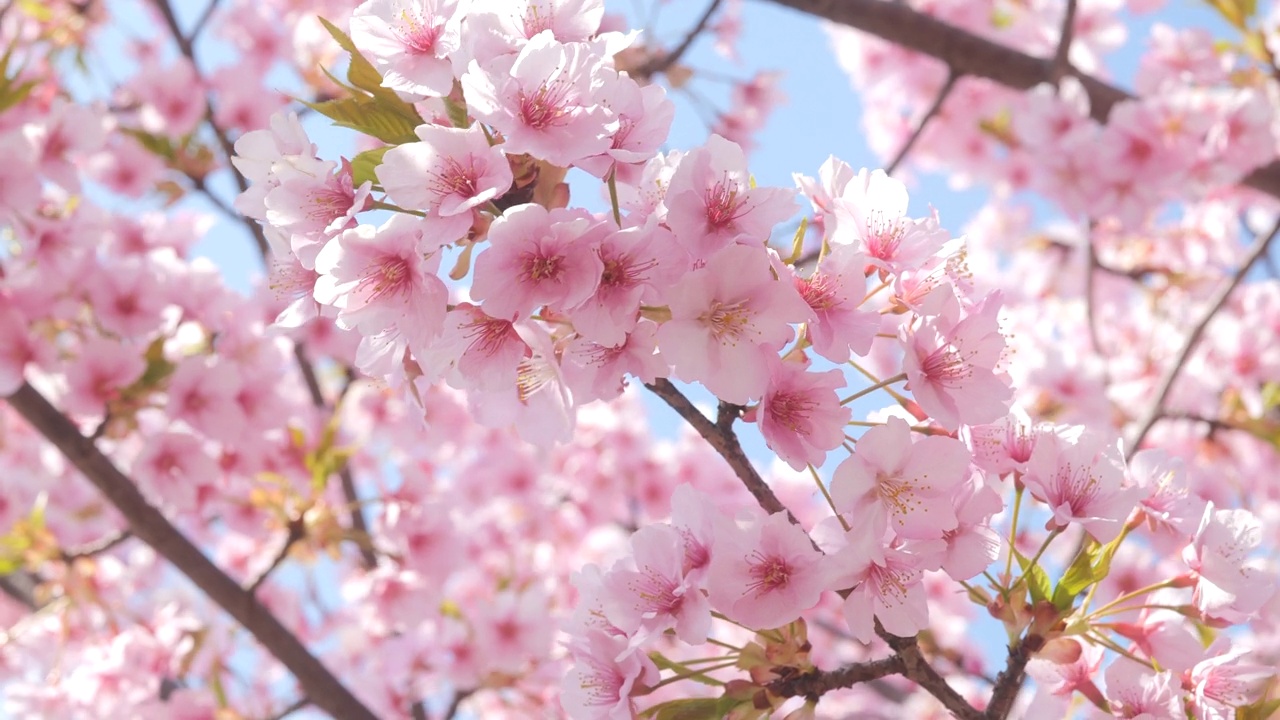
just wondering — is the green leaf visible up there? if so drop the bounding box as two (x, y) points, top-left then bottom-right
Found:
(0, 79), (35, 114)
(444, 96), (471, 128)
(350, 145), (388, 188)
(302, 95), (420, 144)
(315, 16), (423, 124)
(1014, 548), (1052, 605)
(1204, 0), (1255, 29)
(642, 698), (740, 720)
(1053, 540), (1105, 610)
(1236, 693), (1280, 720)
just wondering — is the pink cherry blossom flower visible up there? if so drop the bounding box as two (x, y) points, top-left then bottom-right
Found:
(561, 629), (658, 720)
(828, 168), (947, 272)
(471, 204), (605, 322)
(669, 483), (716, 581)
(939, 475), (1003, 581)
(963, 407), (1049, 476)
(1128, 449), (1205, 546)
(86, 258), (169, 340)
(565, 220), (686, 347)
(264, 159), (372, 266)
(794, 154), (856, 222)
(831, 416), (971, 540)
(130, 59), (206, 137)
(756, 358), (850, 471)
(563, 321), (667, 403)
(656, 244), (810, 404)
(312, 213), (449, 356)
(664, 134), (798, 258)
(132, 431), (218, 514)
(706, 510), (829, 630)
(794, 243), (879, 363)
(1026, 639), (1105, 704)
(1021, 429), (1142, 544)
(901, 289), (1012, 428)
(461, 31), (617, 167)
(1182, 504), (1275, 623)
(377, 122), (513, 243)
(349, 0), (464, 98)
(830, 530), (933, 643)
(165, 358), (244, 444)
(463, 0), (608, 67)
(469, 322), (574, 446)
(1103, 659), (1184, 719)
(62, 336), (147, 417)
(601, 523), (711, 645)
(0, 303), (44, 395)
(575, 70), (674, 179)
(1189, 642), (1276, 719)
(422, 303), (529, 391)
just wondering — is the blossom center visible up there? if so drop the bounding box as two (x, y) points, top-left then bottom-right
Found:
(746, 550), (791, 595)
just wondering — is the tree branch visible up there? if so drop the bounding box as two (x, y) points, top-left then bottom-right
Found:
(766, 656), (905, 699)
(886, 69), (959, 176)
(60, 530), (132, 563)
(153, 0), (380, 570)
(4, 382), (378, 720)
(636, 0), (726, 78)
(1126, 216), (1280, 456)
(985, 638), (1031, 720)
(758, 0), (1280, 201)
(1049, 0), (1078, 84)
(246, 518), (306, 595)
(643, 379), (798, 523)
(876, 623), (985, 720)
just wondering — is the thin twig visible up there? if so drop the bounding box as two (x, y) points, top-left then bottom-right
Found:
(767, 656), (906, 698)
(876, 622), (985, 720)
(886, 69), (958, 176)
(266, 696), (311, 720)
(246, 519), (306, 594)
(60, 530), (132, 563)
(0, 574), (38, 611)
(4, 382), (379, 720)
(645, 379), (983, 715)
(1126, 216), (1280, 457)
(636, 0), (726, 77)
(154, 0), (379, 568)
(643, 379), (797, 523)
(443, 688), (475, 719)
(1083, 223), (1105, 359)
(1049, 0), (1078, 85)
(984, 638), (1031, 719)
(760, 0), (1280, 201)
(190, 0), (221, 44)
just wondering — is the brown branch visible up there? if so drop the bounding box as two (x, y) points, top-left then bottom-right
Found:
(643, 379), (798, 523)
(154, 0), (379, 569)
(246, 518), (306, 595)
(1126, 216), (1280, 457)
(0, 573), (38, 611)
(767, 656), (906, 699)
(886, 69), (959, 177)
(266, 696), (311, 720)
(985, 639), (1031, 719)
(876, 622), (985, 720)
(636, 0), (726, 78)
(645, 380), (984, 715)
(60, 530), (132, 563)
(1049, 0), (1078, 84)
(758, 0), (1280, 201)
(443, 688), (475, 719)
(4, 382), (378, 720)
(293, 344), (379, 571)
